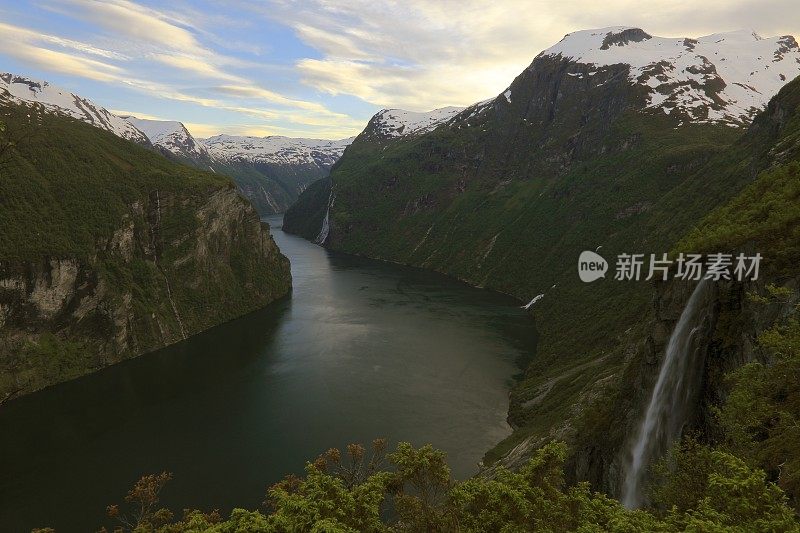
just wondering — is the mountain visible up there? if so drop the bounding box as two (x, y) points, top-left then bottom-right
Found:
(0, 73), (148, 144)
(119, 116), (354, 215)
(278, 106), (466, 238)
(0, 98), (291, 400)
(282, 105), (465, 241)
(361, 106), (465, 139)
(564, 76), (800, 500)
(202, 134), (352, 166)
(123, 116), (210, 161)
(201, 134), (353, 216)
(540, 27), (800, 125)
(1, 72), (353, 217)
(119, 113), (354, 216)
(283, 26), (800, 485)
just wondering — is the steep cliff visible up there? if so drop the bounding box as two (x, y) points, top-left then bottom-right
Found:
(0, 101), (291, 400)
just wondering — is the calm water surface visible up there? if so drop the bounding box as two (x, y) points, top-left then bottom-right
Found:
(0, 215), (536, 531)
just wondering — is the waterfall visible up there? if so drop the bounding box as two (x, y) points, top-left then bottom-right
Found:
(621, 280), (712, 508)
(314, 190), (335, 245)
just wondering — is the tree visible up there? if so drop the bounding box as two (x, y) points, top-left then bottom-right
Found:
(102, 472), (175, 532)
(718, 313), (800, 511)
(82, 439), (799, 532)
(0, 99), (45, 168)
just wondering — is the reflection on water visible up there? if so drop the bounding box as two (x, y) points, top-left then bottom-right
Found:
(0, 215), (537, 531)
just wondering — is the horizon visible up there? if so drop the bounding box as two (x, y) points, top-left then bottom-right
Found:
(0, 0), (798, 140)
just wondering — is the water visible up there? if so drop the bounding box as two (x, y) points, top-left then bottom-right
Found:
(315, 190), (334, 244)
(0, 215), (536, 531)
(622, 281), (712, 508)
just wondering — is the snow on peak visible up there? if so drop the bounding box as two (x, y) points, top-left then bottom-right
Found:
(0, 73), (148, 143)
(540, 27), (800, 125)
(369, 106), (465, 138)
(124, 116), (208, 159)
(201, 135), (354, 167)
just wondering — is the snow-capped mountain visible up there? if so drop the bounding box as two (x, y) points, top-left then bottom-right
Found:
(0, 73), (148, 143)
(202, 135), (353, 167)
(364, 106), (465, 140)
(123, 116), (208, 160)
(536, 27), (800, 125)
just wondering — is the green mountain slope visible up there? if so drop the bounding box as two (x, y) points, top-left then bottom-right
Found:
(284, 51), (800, 474)
(0, 101), (291, 400)
(564, 75), (800, 502)
(211, 159), (330, 216)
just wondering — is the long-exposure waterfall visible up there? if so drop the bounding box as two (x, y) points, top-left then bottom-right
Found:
(314, 191), (335, 245)
(622, 280), (713, 508)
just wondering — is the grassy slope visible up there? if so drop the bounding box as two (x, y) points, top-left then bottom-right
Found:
(678, 78), (800, 265)
(0, 104), (226, 260)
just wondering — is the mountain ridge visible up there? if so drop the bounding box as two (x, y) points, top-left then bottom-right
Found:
(123, 116), (210, 161)
(536, 26), (800, 125)
(0, 71), (358, 215)
(0, 73), (149, 144)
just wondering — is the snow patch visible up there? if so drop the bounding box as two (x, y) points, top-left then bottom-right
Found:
(124, 116), (208, 158)
(522, 294), (544, 310)
(371, 106), (464, 138)
(202, 135), (354, 166)
(541, 27), (800, 125)
(0, 73), (148, 143)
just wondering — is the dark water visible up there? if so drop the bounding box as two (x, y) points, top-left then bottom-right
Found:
(0, 215), (536, 532)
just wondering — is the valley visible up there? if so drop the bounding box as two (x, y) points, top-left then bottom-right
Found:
(2, 14), (800, 531)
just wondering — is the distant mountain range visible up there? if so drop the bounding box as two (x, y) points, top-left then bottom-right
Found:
(0, 72), (488, 215)
(0, 71), (487, 215)
(0, 74), (334, 214)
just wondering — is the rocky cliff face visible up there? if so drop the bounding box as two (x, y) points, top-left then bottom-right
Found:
(0, 184), (290, 400)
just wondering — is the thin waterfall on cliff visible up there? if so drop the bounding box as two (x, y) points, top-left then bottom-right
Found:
(622, 280), (712, 508)
(314, 190), (335, 245)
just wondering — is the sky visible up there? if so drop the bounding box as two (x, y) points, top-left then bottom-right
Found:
(0, 0), (798, 140)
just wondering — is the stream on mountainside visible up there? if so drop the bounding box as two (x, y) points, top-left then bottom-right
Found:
(0, 215), (537, 531)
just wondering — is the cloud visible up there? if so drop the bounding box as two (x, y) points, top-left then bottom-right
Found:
(108, 109), (171, 121)
(5, 1), (366, 138)
(149, 53), (242, 81)
(0, 22), (123, 81)
(184, 121), (357, 139)
(4, 0), (796, 138)
(263, 0), (800, 111)
(50, 0), (201, 53)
